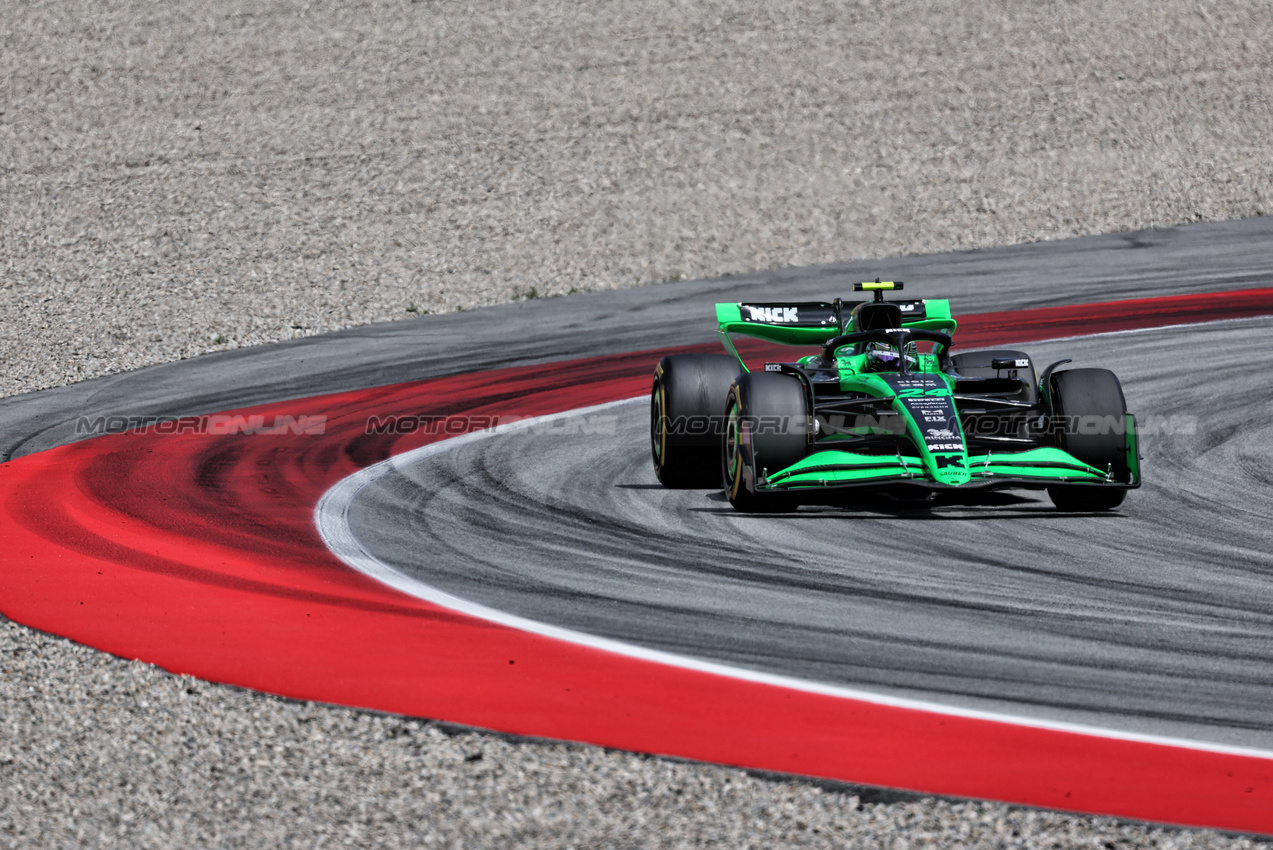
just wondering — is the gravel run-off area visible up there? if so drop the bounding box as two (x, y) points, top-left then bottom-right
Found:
(2, 0), (1273, 846)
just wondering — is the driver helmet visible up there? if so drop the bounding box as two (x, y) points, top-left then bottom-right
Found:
(864, 341), (918, 371)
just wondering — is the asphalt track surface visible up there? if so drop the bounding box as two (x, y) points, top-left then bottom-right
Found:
(4, 218), (1273, 832)
(3, 217), (1272, 460)
(343, 319), (1273, 750)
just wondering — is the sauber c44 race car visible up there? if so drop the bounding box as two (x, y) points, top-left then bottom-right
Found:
(650, 281), (1141, 512)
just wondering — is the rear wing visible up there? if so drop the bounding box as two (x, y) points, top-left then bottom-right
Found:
(716, 298), (955, 346)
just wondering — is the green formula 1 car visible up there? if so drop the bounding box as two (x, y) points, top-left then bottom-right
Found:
(650, 281), (1141, 512)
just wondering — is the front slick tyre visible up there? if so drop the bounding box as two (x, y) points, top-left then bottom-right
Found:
(1047, 485), (1126, 512)
(722, 372), (809, 513)
(1046, 367), (1129, 512)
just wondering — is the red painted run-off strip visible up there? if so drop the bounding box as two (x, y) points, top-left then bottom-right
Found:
(2, 288), (1273, 833)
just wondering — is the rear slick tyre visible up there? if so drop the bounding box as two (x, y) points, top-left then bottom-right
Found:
(651, 354), (741, 488)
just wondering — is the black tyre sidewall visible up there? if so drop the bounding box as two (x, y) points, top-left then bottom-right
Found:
(1047, 485), (1126, 511)
(651, 354), (741, 488)
(1048, 367), (1130, 511)
(1051, 368), (1128, 477)
(723, 372), (809, 512)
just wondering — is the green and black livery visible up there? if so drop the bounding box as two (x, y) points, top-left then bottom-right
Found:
(651, 282), (1141, 512)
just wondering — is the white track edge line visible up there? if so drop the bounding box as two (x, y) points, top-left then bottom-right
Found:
(315, 323), (1273, 762)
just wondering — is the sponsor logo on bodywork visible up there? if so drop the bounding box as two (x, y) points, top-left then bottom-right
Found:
(877, 374), (968, 454)
(900, 397), (966, 453)
(743, 305), (800, 324)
